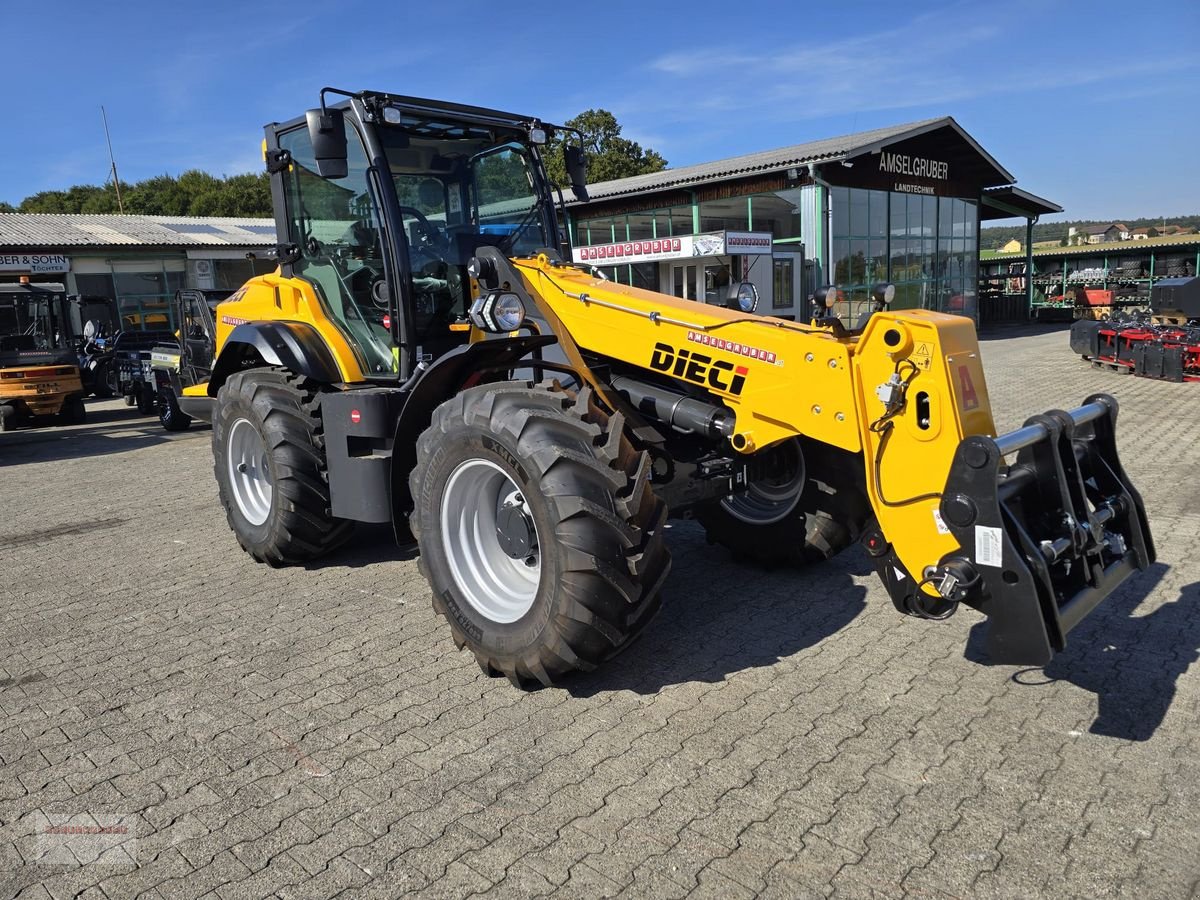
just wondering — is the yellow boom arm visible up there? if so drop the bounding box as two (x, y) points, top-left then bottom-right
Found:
(515, 256), (992, 595)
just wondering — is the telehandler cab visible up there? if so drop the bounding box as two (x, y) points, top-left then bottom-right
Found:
(181, 89), (1154, 686)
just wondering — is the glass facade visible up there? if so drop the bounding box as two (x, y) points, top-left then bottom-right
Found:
(73, 257), (275, 330)
(831, 185), (977, 319)
(573, 190), (804, 290)
(571, 180), (980, 319)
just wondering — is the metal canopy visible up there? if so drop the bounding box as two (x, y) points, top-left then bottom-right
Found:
(980, 187), (1063, 222)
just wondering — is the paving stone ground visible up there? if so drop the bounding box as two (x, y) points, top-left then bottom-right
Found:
(1, 324), (1198, 899)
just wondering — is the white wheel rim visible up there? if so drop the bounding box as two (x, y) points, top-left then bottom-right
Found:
(440, 458), (541, 624)
(227, 417), (273, 526)
(720, 439), (806, 525)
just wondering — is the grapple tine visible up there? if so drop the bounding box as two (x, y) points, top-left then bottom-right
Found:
(935, 394), (1155, 665)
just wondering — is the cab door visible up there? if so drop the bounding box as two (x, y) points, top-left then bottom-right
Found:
(180, 291), (216, 383)
(272, 113), (405, 381)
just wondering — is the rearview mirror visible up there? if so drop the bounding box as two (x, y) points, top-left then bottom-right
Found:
(564, 144), (588, 202)
(305, 108), (348, 179)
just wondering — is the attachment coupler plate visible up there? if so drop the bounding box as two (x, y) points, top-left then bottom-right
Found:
(935, 393), (1155, 665)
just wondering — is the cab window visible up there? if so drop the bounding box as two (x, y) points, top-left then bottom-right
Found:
(278, 121), (398, 376)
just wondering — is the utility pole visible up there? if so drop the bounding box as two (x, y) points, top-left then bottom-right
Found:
(101, 106), (125, 214)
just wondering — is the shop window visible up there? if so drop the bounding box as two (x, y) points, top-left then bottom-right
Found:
(626, 213), (655, 241)
(628, 263), (657, 290)
(699, 197), (749, 233)
(577, 216), (619, 245)
(748, 188), (803, 239)
(668, 206), (695, 237)
(212, 258), (274, 290)
(74, 273), (115, 301)
(773, 258), (794, 309)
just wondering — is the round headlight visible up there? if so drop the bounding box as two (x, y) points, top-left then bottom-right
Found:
(872, 282), (896, 305)
(491, 292), (526, 332)
(735, 282), (759, 313)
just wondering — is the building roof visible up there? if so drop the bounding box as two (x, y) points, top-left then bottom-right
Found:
(981, 232), (1200, 260)
(576, 116), (1017, 203)
(0, 214), (276, 249)
(979, 186), (1063, 221)
(1083, 223), (1121, 234)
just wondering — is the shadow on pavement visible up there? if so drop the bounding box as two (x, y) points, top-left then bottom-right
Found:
(0, 422), (199, 466)
(308, 523), (417, 569)
(566, 540), (870, 697)
(965, 563), (1198, 741)
(978, 322), (1072, 341)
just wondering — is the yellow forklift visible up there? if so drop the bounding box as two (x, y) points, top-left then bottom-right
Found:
(0, 280), (86, 430)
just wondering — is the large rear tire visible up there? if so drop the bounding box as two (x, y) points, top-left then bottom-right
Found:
(409, 381), (670, 687)
(212, 368), (352, 566)
(698, 440), (870, 566)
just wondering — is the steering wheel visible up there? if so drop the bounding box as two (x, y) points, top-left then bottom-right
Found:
(398, 206), (448, 255)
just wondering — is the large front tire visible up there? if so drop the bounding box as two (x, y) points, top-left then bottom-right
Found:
(409, 382), (670, 687)
(212, 368), (351, 566)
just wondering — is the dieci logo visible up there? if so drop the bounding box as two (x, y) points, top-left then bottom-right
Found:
(649, 342), (748, 395)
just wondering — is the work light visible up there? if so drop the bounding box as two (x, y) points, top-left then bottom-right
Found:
(469, 291), (526, 333)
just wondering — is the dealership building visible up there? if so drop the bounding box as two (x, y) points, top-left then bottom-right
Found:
(0, 214), (276, 327)
(563, 116), (1059, 322)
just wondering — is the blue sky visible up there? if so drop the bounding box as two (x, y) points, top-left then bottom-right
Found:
(5, 0), (1198, 224)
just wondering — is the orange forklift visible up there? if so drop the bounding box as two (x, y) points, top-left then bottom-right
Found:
(0, 280), (86, 430)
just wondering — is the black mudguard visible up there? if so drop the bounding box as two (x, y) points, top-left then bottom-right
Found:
(208, 321), (343, 393)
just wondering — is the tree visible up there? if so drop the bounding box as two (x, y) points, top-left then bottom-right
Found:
(544, 109), (667, 188)
(10, 170), (271, 217)
(0, 201), (14, 213)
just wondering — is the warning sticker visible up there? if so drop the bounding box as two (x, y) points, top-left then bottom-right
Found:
(932, 509), (950, 535)
(975, 525), (1003, 568)
(911, 342), (933, 370)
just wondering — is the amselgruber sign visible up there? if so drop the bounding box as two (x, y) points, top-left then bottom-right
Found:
(0, 254), (70, 274)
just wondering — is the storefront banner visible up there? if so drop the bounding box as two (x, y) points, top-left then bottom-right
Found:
(724, 232), (774, 254)
(572, 230), (773, 265)
(0, 253), (70, 274)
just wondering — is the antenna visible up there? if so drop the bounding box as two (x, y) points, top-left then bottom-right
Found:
(101, 106), (125, 214)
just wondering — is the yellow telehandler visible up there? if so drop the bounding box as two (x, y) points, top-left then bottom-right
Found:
(176, 89), (1154, 686)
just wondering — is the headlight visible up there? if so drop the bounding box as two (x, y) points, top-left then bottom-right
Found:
(492, 293), (525, 331)
(735, 282), (759, 313)
(468, 291), (526, 333)
(872, 282), (896, 305)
